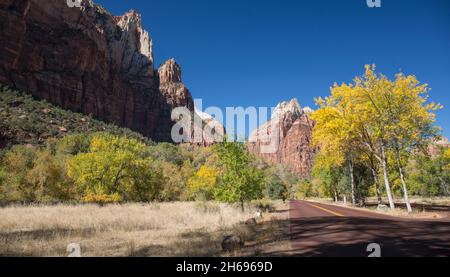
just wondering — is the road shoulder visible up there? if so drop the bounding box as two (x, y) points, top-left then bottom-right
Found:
(307, 199), (447, 221)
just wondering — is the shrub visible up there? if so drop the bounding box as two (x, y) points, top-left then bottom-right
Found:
(56, 134), (91, 155)
(265, 176), (288, 200)
(250, 199), (276, 213)
(81, 193), (122, 204)
(154, 160), (189, 201)
(148, 143), (186, 166)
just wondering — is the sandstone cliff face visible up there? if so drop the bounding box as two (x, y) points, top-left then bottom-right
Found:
(248, 99), (316, 176)
(0, 0), (195, 142)
(158, 59), (194, 111)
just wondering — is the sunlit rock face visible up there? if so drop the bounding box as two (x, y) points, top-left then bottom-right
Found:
(248, 99), (317, 176)
(158, 59), (194, 111)
(0, 0), (200, 142)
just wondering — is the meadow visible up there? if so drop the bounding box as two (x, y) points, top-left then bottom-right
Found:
(0, 202), (288, 257)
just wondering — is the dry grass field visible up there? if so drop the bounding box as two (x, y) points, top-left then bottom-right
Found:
(0, 202), (286, 257)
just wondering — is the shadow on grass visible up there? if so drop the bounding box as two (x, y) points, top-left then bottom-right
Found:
(132, 229), (223, 257)
(131, 215), (450, 257)
(2, 212), (449, 257)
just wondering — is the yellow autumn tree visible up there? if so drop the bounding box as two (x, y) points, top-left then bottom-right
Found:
(312, 83), (364, 206)
(445, 149), (450, 169)
(67, 133), (163, 203)
(187, 165), (218, 201)
(312, 65), (442, 211)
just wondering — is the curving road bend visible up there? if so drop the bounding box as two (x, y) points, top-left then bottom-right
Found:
(289, 200), (450, 257)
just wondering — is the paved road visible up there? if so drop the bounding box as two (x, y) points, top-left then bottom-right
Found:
(288, 200), (450, 257)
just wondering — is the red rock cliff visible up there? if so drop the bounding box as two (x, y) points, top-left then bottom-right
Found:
(0, 0), (195, 142)
(248, 99), (317, 177)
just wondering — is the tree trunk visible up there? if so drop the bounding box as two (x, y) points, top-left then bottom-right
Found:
(370, 164), (382, 205)
(380, 141), (395, 210)
(349, 157), (356, 206)
(334, 190), (338, 203)
(394, 145), (413, 213)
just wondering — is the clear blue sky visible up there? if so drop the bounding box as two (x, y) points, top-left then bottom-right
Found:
(96, 0), (450, 138)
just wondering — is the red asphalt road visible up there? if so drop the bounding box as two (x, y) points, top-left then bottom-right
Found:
(288, 200), (450, 257)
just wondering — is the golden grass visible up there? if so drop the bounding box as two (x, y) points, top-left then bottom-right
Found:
(0, 202), (261, 257)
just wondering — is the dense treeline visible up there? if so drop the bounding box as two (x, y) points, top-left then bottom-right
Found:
(0, 132), (301, 205)
(309, 65), (449, 211)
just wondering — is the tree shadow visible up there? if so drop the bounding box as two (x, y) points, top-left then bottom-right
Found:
(124, 213), (450, 257)
(365, 202), (450, 213)
(264, 216), (450, 257)
(0, 227), (97, 242)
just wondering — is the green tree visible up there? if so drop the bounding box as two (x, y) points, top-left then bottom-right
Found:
(0, 145), (37, 202)
(407, 148), (450, 196)
(213, 142), (264, 210)
(26, 150), (74, 201)
(265, 175), (288, 201)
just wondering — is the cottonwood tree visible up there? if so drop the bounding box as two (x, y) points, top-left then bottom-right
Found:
(311, 96), (360, 206)
(352, 67), (440, 212)
(68, 133), (163, 203)
(312, 65), (441, 211)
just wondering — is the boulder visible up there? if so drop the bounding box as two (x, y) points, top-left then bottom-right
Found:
(222, 235), (245, 252)
(245, 218), (258, 226)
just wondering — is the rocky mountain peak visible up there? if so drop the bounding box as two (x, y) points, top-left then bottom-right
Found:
(158, 59), (182, 85)
(248, 98), (316, 176)
(273, 99), (303, 120)
(111, 9), (154, 83)
(302, 106), (314, 114)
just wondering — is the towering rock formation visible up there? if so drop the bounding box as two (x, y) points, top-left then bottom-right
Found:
(158, 59), (194, 111)
(248, 99), (316, 176)
(0, 0), (199, 142)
